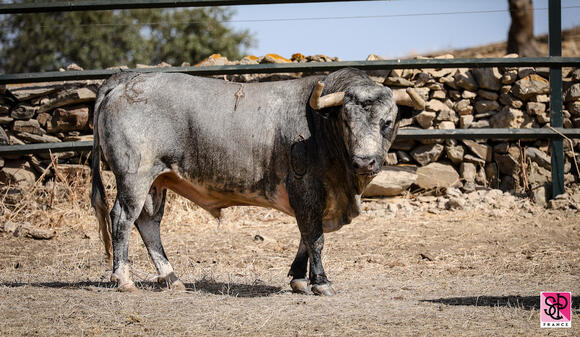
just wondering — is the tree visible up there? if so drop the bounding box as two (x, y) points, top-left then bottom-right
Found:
(507, 0), (542, 57)
(0, 3), (254, 73)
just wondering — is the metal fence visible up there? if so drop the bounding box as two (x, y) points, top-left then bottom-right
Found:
(0, 0), (579, 198)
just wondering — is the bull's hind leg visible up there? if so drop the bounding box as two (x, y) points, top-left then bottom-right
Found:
(135, 186), (185, 291)
(109, 174), (152, 292)
(288, 239), (311, 294)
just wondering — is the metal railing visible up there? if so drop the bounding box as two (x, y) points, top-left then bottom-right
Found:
(0, 57), (579, 84)
(0, 0), (577, 198)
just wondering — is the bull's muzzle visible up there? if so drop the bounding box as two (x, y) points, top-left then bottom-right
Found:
(352, 156), (380, 176)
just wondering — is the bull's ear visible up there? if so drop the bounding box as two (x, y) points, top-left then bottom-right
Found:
(314, 105), (342, 119)
(396, 106), (414, 122)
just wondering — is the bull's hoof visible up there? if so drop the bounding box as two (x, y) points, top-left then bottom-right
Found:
(169, 280), (186, 291)
(311, 283), (336, 296)
(110, 273), (121, 284)
(117, 282), (139, 293)
(111, 273), (138, 292)
(290, 278), (312, 295)
(156, 272), (184, 291)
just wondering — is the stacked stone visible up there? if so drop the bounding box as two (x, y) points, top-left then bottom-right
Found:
(0, 75), (101, 188)
(0, 53), (579, 201)
(372, 54), (580, 200)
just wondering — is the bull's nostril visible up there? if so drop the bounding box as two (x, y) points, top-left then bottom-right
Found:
(352, 156), (376, 174)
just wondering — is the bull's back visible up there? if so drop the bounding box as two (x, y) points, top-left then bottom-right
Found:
(97, 72), (314, 211)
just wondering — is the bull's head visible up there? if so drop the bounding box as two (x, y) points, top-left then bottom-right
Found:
(310, 81), (424, 177)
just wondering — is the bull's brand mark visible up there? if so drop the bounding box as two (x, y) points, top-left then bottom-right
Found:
(540, 292), (571, 328)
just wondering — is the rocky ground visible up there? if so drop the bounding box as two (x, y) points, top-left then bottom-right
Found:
(0, 169), (579, 336)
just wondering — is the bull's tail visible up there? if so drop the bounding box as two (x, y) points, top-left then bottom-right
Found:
(91, 74), (133, 260)
(91, 134), (113, 259)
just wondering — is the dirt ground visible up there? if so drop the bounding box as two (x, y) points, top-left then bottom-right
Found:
(0, 174), (579, 336)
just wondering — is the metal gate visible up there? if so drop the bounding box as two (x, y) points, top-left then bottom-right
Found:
(1, 0), (579, 198)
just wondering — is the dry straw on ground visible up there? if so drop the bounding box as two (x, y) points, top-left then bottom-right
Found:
(1, 163), (579, 336)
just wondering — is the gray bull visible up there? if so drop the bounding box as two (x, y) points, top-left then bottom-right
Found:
(91, 68), (423, 295)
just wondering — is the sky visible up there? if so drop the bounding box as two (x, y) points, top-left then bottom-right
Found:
(226, 0), (580, 60)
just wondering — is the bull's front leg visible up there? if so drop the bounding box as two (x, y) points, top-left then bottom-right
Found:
(288, 239), (311, 294)
(287, 176), (337, 296)
(299, 223), (336, 296)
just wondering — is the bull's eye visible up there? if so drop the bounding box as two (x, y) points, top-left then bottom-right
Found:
(381, 120), (392, 137)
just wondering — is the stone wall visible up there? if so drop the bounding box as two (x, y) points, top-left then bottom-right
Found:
(0, 53), (579, 202)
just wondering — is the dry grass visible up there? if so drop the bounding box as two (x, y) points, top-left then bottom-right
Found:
(1, 169), (579, 336)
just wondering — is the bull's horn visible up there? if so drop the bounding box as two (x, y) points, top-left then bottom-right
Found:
(393, 87), (425, 110)
(309, 81), (345, 110)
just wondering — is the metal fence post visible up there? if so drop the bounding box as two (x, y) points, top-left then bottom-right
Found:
(549, 0), (564, 198)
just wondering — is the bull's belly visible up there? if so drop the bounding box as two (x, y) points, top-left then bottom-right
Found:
(153, 171), (294, 218)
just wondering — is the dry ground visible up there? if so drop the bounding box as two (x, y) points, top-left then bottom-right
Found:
(0, 171), (579, 336)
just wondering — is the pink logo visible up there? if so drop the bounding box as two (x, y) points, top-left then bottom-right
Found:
(540, 292), (571, 328)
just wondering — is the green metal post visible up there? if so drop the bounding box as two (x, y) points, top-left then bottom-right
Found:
(549, 0), (564, 198)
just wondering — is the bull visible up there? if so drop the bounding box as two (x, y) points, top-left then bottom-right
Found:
(91, 68), (423, 295)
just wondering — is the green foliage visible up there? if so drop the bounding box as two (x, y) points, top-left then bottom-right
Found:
(0, 3), (254, 72)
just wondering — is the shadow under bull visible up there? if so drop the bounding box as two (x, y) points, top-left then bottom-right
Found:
(0, 280), (282, 298)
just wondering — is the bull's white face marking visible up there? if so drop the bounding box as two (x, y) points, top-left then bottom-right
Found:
(342, 85), (398, 175)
